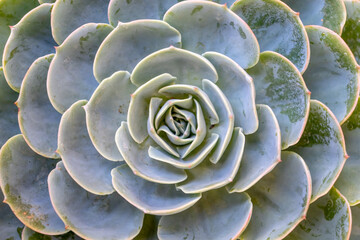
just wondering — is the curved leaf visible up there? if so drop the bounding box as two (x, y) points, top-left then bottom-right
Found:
(47, 23), (113, 114)
(303, 25), (360, 124)
(22, 227), (82, 240)
(0, 135), (67, 235)
(342, 0), (360, 64)
(48, 161), (144, 240)
(232, 0), (309, 73)
(2, 3), (55, 92)
(18, 54), (61, 159)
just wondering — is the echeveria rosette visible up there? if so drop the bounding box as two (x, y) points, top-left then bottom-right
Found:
(0, 0), (359, 239)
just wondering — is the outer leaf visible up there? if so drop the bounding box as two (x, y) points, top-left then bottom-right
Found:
(285, 188), (351, 240)
(0, 135), (67, 235)
(48, 161), (144, 240)
(228, 104), (281, 192)
(335, 97), (360, 205)
(17, 54), (61, 159)
(158, 188), (252, 240)
(85, 71), (136, 161)
(240, 151), (311, 240)
(232, 0), (309, 73)
(203, 51), (258, 134)
(281, 0), (346, 34)
(164, 0), (260, 69)
(131, 47), (218, 87)
(111, 164), (201, 215)
(0, 191), (23, 240)
(0, 0), (39, 63)
(303, 25), (360, 124)
(176, 127), (244, 194)
(0, 67), (19, 148)
(341, 0), (360, 64)
(47, 23), (113, 114)
(2, 3), (55, 92)
(246, 51), (310, 149)
(290, 100), (347, 202)
(58, 100), (119, 195)
(94, 20), (181, 82)
(108, 0), (181, 26)
(51, 0), (109, 44)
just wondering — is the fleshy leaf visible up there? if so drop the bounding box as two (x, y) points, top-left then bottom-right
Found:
(0, 0), (39, 63)
(51, 0), (109, 44)
(176, 127), (244, 194)
(131, 47), (217, 87)
(58, 100), (119, 195)
(0, 191), (23, 240)
(111, 164), (201, 215)
(116, 122), (187, 184)
(158, 188), (252, 240)
(0, 135), (67, 235)
(342, 0), (360, 63)
(281, 0), (346, 34)
(289, 100), (347, 202)
(284, 187), (351, 240)
(351, 205), (360, 239)
(48, 161), (144, 240)
(164, 1), (259, 69)
(228, 104), (281, 192)
(303, 25), (360, 124)
(2, 3), (56, 92)
(148, 134), (219, 169)
(0, 67), (19, 148)
(240, 151), (311, 240)
(47, 23), (113, 114)
(85, 71), (136, 161)
(202, 79), (234, 163)
(335, 97), (360, 205)
(94, 20), (181, 82)
(128, 73), (175, 144)
(22, 227), (81, 240)
(246, 51), (310, 149)
(203, 51), (258, 134)
(232, 0), (309, 73)
(108, 0), (181, 26)
(17, 54), (61, 159)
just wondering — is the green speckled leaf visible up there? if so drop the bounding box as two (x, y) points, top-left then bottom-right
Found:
(281, 0), (346, 34)
(2, 3), (55, 92)
(0, 0), (39, 63)
(0, 67), (19, 148)
(0, 135), (67, 235)
(203, 51), (258, 135)
(0, 191), (23, 240)
(94, 20), (181, 82)
(47, 23), (113, 114)
(289, 100), (347, 202)
(232, 0), (309, 73)
(131, 47), (218, 87)
(158, 188), (252, 240)
(228, 104), (281, 192)
(335, 97), (360, 205)
(240, 151), (311, 240)
(108, 0), (182, 26)
(22, 227), (82, 240)
(284, 188), (351, 240)
(164, 1), (260, 69)
(48, 161), (143, 240)
(246, 51), (310, 149)
(17, 54), (61, 159)
(111, 164), (201, 215)
(51, 0), (109, 44)
(85, 71), (136, 161)
(303, 25), (360, 124)
(342, 0), (360, 64)
(58, 100), (119, 195)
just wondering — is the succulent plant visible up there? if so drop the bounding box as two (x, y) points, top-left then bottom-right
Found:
(0, 0), (360, 239)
